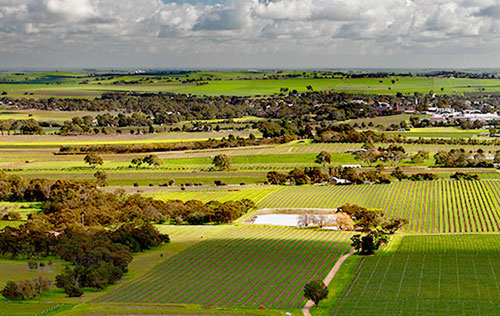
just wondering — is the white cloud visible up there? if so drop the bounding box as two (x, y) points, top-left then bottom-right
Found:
(1, 0), (500, 68)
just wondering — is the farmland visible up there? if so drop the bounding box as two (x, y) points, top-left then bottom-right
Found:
(3, 72), (500, 98)
(96, 226), (353, 309)
(330, 234), (500, 316)
(150, 181), (500, 234)
(4, 69), (500, 316)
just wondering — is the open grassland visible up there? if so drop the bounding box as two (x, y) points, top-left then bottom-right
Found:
(330, 234), (500, 316)
(0, 258), (65, 288)
(96, 226), (352, 309)
(256, 181), (500, 233)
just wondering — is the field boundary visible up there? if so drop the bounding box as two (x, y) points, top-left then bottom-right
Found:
(302, 248), (354, 316)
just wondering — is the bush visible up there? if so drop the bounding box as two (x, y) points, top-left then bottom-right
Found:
(64, 284), (83, 297)
(133, 182), (139, 187)
(27, 261), (38, 270)
(214, 180), (226, 186)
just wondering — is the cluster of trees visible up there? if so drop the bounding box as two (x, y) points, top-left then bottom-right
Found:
(130, 155), (163, 168)
(332, 166), (391, 184)
(340, 204), (407, 255)
(354, 144), (408, 166)
(0, 119), (43, 135)
(58, 134), (285, 154)
(434, 149), (496, 168)
(390, 168), (438, 181)
(450, 172), (480, 180)
(168, 199), (255, 225)
(0, 222), (168, 297)
(0, 173), (256, 227)
(267, 167), (330, 185)
(267, 166), (392, 186)
(1, 277), (51, 300)
(58, 113), (160, 135)
(2, 91), (377, 123)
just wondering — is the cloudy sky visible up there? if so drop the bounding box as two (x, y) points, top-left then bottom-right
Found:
(1, 0), (500, 69)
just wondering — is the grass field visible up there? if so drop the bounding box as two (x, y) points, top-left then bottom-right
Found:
(96, 226), (352, 309)
(330, 234), (500, 316)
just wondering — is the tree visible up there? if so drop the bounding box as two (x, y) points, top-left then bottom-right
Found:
(390, 167), (406, 181)
(267, 171), (288, 185)
(315, 151), (331, 167)
(303, 280), (328, 306)
(355, 150), (377, 166)
(130, 157), (144, 168)
(495, 151), (500, 164)
(84, 154), (103, 168)
(1, 281), (23, 300)
(143, 154), (163, 168)
(212, 154), (232, 171)
(412, 151), (429, 164)
(94, 171), (108, 186)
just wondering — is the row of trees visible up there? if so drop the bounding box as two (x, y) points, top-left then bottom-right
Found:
(59, 134), (286, 154)
(434, 149), (499, 167)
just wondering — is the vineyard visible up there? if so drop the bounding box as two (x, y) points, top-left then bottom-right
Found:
(257, 181), (500, 233)
(96, 226), (352, 309)
(150, 187), (280, 204)
(331, 234), (500, 316)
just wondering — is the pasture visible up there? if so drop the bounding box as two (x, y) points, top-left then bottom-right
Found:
(96, 226), (353, 309)
(331, 234), (500, 316)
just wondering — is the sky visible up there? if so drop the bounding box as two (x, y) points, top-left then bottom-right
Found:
(1, 0), (500, 69)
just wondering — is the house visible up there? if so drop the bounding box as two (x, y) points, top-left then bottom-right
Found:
(330, 177), (351, 185)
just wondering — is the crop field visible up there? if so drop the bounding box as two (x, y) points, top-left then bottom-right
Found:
(0, 130), (257, 147)
(96, 226), (353, 309)
(331, 234), (500, 316)
(150, 187), (280, 204)
(387, 127), (489, 139)
(256, 181), (500, 233)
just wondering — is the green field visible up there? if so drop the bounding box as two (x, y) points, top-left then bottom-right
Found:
(331, 234), (500, 316)
(96, 226), (352, 309)
(3, 72), (500, 98)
